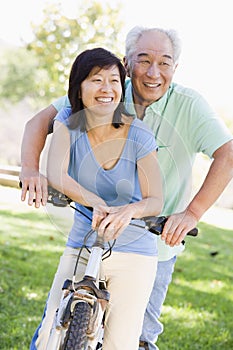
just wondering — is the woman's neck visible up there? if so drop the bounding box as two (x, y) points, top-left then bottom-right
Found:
(85, 109), (114, 129)
(87, 123), (114, 143)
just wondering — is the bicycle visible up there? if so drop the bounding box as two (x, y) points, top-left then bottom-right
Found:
(20, 183), (198, 350)
(44, 188), (198, 350)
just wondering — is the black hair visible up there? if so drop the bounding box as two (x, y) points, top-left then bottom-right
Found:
(68, 47), (132, 130)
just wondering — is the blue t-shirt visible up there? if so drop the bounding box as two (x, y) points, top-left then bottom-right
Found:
(55, 107), (159, 256)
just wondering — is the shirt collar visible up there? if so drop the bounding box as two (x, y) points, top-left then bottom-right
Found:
(125, 79), (173, 116)
(124, 80), (136, 115)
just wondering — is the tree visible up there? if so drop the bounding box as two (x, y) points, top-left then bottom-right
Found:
(27, 0), (124, 101)
(0, 47), (39, 104)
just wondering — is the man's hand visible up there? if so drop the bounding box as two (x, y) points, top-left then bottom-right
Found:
(19, 170), (48, 208)
(161, 210), (198, 247)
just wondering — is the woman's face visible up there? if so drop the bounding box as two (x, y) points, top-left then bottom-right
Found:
(80, 65), (122, 118)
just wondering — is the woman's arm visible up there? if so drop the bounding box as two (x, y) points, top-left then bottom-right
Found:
(95, 150), (164, 241)
(130, 149), (164, 217)
(47, 121), (106, 208)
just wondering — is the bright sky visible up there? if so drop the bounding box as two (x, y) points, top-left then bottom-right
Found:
(0, 0), (232, 116)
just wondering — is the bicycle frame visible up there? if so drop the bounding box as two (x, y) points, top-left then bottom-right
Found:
(46, 232), (110, 350)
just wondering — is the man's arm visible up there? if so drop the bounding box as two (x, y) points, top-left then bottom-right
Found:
(20, 104), (58, 208)
(162, 140), (233, 246)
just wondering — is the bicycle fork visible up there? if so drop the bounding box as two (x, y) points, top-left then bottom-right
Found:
(46, 236), (110, 350)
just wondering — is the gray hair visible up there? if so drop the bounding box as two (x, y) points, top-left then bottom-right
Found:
(125, 26), (182, 67)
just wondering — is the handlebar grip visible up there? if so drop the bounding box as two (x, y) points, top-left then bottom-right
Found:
(187, 227), (198, 237)
(141, 216), (198, 237)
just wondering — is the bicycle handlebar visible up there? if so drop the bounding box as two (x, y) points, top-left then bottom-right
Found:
(19, 181), (72, 207)
(140, 215), (198, 237)
(19, 182), (198, 237)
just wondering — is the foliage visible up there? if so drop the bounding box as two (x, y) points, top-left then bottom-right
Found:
(26, 0), (124, 102)
(0, 190), (233, 349)
(0, 1), (123, 106)
(0, 48), (39, 103)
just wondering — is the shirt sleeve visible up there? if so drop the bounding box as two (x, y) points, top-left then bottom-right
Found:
(54, 106), (72, 125)
(132, 120), (158, 160)
(52, 95), (71, 112)
(188, 95), (233, 158)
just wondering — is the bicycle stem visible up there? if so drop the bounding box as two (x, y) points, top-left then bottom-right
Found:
(84, 235), (105, 280)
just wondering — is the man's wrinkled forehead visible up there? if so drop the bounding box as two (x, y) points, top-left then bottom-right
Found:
(135, 48), (174, 60)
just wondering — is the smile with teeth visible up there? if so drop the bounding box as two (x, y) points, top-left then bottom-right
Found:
(144, 83), (161, 88)
(96, 97), (113, 102)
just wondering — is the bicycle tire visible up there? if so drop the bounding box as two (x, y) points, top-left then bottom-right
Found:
(62, 301), (92, 350)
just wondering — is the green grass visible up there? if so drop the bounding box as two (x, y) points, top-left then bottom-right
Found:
(0, 208), (66, 350)
(0, 205), (233, 349)
(157, 222), (233, 350)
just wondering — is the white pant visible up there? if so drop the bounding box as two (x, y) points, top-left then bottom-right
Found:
(33, 247), (157, 350)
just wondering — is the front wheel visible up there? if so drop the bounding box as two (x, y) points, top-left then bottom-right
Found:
(63, 301), (92, 350)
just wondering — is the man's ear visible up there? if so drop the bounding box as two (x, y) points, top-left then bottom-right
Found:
(123, 56), (130, 77)
(174, 63), (179, 73)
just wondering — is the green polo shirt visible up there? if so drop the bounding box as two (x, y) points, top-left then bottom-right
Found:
(52, 81), (232, 261)
(125, 80), (232, 215)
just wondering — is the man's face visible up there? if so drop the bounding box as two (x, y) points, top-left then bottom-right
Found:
(126, 30), (178, 107)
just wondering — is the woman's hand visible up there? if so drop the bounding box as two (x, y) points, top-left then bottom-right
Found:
(92, 205), (108, 231)
(92, 205), (135, 242)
